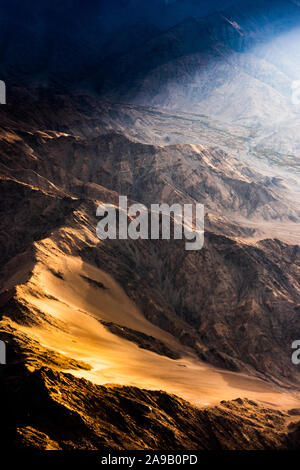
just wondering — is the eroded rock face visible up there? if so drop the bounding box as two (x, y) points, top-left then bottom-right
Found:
(2, 327), (300, 450)
(1, 0), (300, 451)
(1, 100), (300, 384)
(0, 362), (297, 450)
(0, 335), (291, 451)
(1, 95), (300, 449)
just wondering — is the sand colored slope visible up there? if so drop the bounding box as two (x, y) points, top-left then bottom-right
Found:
(9, 236), (300, 410)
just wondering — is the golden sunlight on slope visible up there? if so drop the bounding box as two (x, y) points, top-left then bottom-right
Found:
(6, 234), (299, 411)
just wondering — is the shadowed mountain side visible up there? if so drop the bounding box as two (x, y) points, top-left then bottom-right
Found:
(0, 351), (299, 450)
(2, 0), (300, 452)
(1, 123), (299, 225)
(1, 189), (300, 386)
(0, 102), (300, 385)
(98, 1), (300, 126)
(1, 1), (300, 128)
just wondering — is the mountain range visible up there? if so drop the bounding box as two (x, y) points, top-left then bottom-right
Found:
(1, 0), (300, 451)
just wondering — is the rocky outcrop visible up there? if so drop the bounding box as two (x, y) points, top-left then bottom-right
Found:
(0, 78), (300, 451)
(0, 342), (296, 451)
(1, 102), (300, 386)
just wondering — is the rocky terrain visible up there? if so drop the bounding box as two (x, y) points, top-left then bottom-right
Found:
(1, 92), (300, 449)
(2, 315), (300, 451)
(2, 359), (300, 450)
(1, 0), (300, 451)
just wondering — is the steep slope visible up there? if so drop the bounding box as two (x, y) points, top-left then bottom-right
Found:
(1, 359), (299, 450)
(1, 87), (300, 449)
(2, 0), (300, 452)
(1, 309), (300, 450)
(1, 99), (300, 391)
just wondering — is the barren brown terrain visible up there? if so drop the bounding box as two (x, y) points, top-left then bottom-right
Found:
(1, 92), (300, 449)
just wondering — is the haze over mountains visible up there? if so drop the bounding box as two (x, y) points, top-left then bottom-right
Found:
(1, 0), (300, 450)
(2, 0), (300, 128)
(100, 0), (300, 127)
